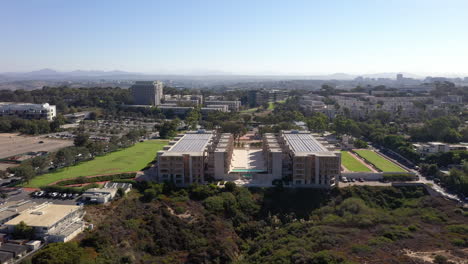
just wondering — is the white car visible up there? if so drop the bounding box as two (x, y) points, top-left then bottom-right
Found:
(341, 177), (348, 183)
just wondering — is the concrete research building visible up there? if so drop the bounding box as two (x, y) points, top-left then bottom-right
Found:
(156, 130), (340, 188)
(130, 81), (164, 105)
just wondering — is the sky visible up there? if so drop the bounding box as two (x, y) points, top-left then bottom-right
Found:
(1, 0), (468, 76)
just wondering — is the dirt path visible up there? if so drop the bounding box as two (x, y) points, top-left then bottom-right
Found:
(404, 249), (468, 264)
(348, 150), (379, 172)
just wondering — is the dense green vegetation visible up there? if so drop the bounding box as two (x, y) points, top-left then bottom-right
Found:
(340, 151), (371, 172)
(354, 150), (407, 172)
(0, 115), (64, 135)
(24, 140), (167, 187)
(27, 184), (468, 263)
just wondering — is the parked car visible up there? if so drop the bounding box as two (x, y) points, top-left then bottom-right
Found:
(341, 177), (348, 183)
(358, 178), (364, 182)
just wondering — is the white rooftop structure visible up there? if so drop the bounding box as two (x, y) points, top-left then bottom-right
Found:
(282, 130), (329, 154)
(162, 130), (214, 156)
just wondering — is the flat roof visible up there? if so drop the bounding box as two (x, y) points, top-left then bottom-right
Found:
(0, 200), (36, 222)
(0, 251), (13, 261)
(164, 131), (214, 154)
(282, 131), (329, 154)
(5, 203), (81, 228)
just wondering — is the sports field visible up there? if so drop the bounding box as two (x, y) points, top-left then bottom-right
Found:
(340, 151), (372, 172)
(25, 140), (168, 187)
(354, 149), (406, 172)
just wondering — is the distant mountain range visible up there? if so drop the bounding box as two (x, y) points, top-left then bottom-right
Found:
(0, 68), (451, 82)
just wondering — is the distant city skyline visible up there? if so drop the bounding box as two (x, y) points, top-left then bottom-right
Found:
(1, 0), (468, 75)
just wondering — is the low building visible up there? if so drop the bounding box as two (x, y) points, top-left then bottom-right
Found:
(82, 188), (118, 204)
(81, 182), (132, 204)
(103, 182), (133, 193)
(413, 142), (450, 154)
(4, 203), (84, 242)
(204, 100), (241, 112)
(0, 200), (37, 225)
(25, 240), (41, 251)
(0, 103), (56, 121)
(0, 251), (13, 264)
(0, 243), (27, 259)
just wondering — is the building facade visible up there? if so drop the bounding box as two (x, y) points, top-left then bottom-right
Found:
(4, 203), (85, 242)
(0, 103), (56, 121)
(204, 100), (241, 112)
(130, 81), (163, 105)
(157, 130), (217, 185)
(276, 131), (340, 187)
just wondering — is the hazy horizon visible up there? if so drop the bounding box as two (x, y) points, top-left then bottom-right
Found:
(2, 0), (468, 76)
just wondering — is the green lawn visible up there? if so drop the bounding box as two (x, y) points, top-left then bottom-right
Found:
(354, 149), (407, 172)
(25, 140), (168, 187)
(240, 107), (258, 113)
(267, 102), (275, 110)
(340, 151), (372, 172)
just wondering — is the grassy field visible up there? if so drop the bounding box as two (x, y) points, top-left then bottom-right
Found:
(25, 140), (168, 187)
(354, 149), (407, 172)
(340, 151), (372, 172)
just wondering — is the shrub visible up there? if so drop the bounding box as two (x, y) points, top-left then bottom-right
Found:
(446, 224), (468, 235)
(368, 236), (393, 247)
(381, 226), (412, 241)
(383, 174), (418, 182)
(55, 173), (136, 186)
(451, 238), (468, 247)
(351, 244), (372, 255)
(203, 196), (225, 214)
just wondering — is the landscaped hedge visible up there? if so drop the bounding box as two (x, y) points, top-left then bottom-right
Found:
(383, 174), (418, 182)
(55, 173), (137, 186)
(41, 183), (100, 194)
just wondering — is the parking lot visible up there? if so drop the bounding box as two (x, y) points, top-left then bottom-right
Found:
(0, 133), (73, 159)
(1, 188), (81, 205)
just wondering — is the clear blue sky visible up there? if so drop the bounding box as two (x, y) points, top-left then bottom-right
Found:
(1, 0), (468, 75)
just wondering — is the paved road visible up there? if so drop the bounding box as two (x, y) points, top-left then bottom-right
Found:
(372, 145), (464, 204)
(339, 181), (391, 187)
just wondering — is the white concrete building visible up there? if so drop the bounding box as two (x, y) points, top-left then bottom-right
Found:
(4, 203), (85, 242)
(0, 103), (56, 121)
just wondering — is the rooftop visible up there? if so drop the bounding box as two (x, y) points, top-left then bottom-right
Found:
(163, 130), (214, 155)
(0, 200), (36, 223)
(0, 251), (13, 262)
(5, 203), (81, 228)
(0, 243), (27, 254)
(282, 130), (329, 154)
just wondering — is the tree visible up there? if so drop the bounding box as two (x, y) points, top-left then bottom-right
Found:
(354, 139), (368, 149)
(220, 121), (246, 141)
(88, 111), (98, 120)
(11, 165), (35, 182)
(74, 133), (89, 147)
(185, 108), (201, 130)
(50, 114), (65, 132)
(31, 156), (48, 171)
(157, 119), (180, 139)
(13, 221), (34, 240)
(224, 181), (237, 192)
(54, 148), (75, 166)
(32, 242), (90, 264)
